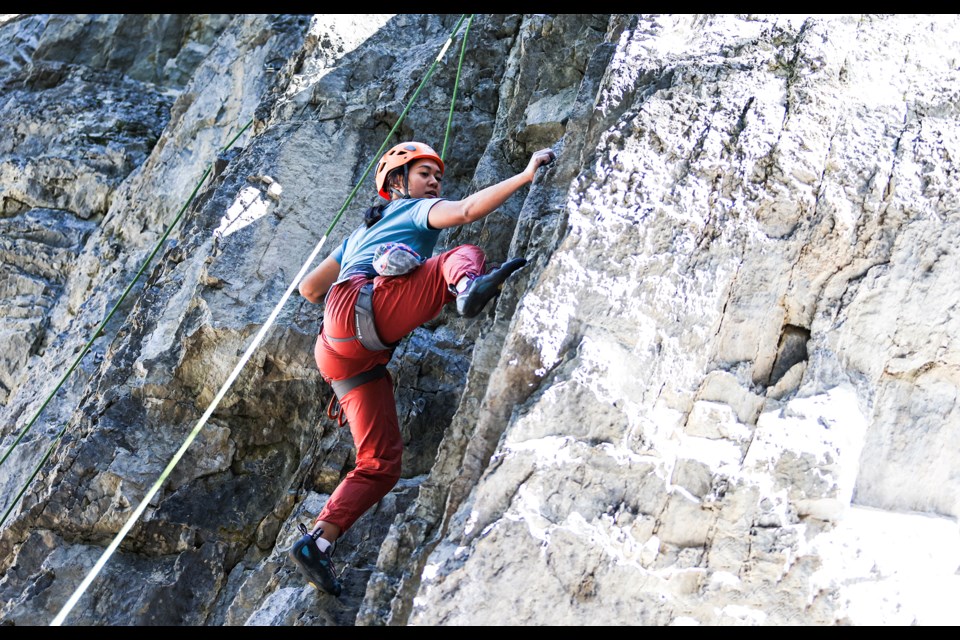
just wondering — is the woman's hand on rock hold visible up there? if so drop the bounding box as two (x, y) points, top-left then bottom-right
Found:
(524, 148), (556, 182)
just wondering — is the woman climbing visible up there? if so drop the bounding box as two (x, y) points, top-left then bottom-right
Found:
(289, 140), (555, 596)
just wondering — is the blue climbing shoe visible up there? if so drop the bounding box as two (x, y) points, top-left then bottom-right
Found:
(456, 258), (528, 318)
(289, 523), (342, 597)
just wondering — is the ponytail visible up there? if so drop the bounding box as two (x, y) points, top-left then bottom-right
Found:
(365, 165), (408, 227)
(364, 204), (386, 228)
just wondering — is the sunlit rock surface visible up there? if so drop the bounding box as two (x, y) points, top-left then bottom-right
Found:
(0, 13), (957, 627)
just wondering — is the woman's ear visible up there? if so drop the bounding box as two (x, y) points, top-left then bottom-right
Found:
(386, 169), (407, 199)
(388, 171), (403, 190)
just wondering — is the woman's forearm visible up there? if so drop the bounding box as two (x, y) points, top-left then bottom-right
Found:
(459, 172), (532, 223)
(426, 147), (554, 230)
(427, 169), (533, 230)
(299, 254), (341, 303)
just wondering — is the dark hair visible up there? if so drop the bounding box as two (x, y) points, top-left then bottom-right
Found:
(364, 204), (386, 228)
(365, 167), (408, 227)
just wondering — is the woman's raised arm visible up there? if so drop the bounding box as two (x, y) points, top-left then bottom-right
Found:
(427, 148), (555, 230)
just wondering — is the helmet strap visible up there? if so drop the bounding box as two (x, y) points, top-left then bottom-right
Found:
(386, 163), (414, 199)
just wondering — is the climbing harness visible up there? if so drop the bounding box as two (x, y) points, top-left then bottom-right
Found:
(321, 280), (399, 429)
(325, 362), (391, 428)
(50, 14), (474, 626)
(354, 282), (399, 352)
(321, 282), (399, 353)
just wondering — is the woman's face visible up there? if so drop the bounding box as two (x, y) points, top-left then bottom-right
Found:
(395, 158), (443, 199)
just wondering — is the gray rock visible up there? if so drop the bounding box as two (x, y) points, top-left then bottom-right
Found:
(1, 12), (958, 628)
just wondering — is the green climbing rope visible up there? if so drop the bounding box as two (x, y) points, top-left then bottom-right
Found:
(442, 14), (473, 162)
(0, 121), (252, 469)
(50, 14), (473, 626)
(0, 424), (65, 527)
(323, 13), (470, 238)
(0, 120), (252, 527)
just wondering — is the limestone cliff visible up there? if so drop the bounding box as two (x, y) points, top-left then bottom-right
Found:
(0, 13), (957, 626)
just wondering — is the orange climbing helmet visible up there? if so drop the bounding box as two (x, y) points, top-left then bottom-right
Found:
(375, 141), (444, 200)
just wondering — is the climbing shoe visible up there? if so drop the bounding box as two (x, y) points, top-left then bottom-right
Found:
(456, 258), (528, 318)
(289, 523), (342, 597)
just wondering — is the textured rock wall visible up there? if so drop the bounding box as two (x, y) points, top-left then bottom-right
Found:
(405, 14), (960, 626)
(0, 13), (316, 625)
(1, 13), (958, 627)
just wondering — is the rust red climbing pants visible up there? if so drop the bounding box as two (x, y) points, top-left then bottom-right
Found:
(312, 244), (486, 533)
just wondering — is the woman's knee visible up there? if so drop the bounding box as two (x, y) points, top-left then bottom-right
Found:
(351, 457), (402, 491)
(450, 243), (484, 258)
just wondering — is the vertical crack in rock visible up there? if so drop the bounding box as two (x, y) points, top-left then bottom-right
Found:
(713, 257), (743, 340)
(767, 324), (810, 388)
(779, 21), (809, 138)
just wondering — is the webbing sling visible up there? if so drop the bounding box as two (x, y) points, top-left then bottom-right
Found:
(330, 363), (389, 400)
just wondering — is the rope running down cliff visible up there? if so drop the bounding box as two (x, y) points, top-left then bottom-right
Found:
(50, 13), (473, 626)
(0, 123), (250, 528)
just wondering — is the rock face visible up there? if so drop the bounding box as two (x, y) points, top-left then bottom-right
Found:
(1, 13), (958, 627)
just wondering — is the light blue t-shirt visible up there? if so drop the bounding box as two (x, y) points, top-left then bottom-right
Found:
(331, 198), (443, 283)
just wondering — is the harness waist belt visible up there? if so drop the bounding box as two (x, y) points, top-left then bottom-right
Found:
(330, 364), (389, 400)
(354, 281), (399, 352)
